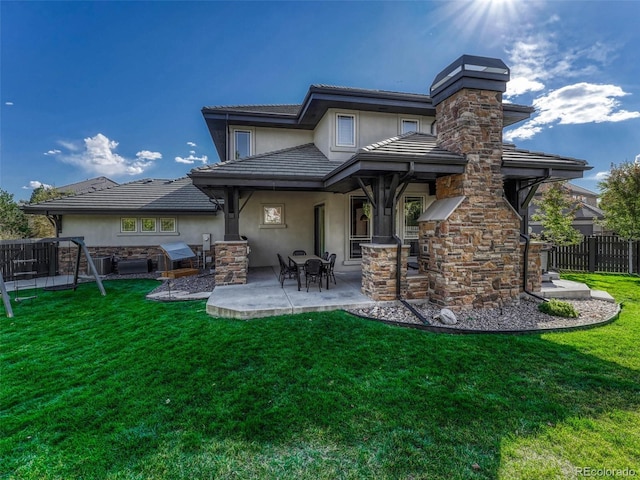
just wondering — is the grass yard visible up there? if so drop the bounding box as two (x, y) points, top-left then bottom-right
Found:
(1, 274), (639, 479)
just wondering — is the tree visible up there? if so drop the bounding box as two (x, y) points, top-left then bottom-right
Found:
(531, 181), (583, 246)
(598, 160), (640, 240)
(27, 186), (71, 238)
(0, 189), (31, 239)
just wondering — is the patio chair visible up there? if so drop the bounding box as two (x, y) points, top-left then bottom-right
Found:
(304, 258), (323, 292)
(290, 249), (307, 271)
(325, 253), (337, 285)
(322, 251), (329, 260)
(277, 253), (296, 287)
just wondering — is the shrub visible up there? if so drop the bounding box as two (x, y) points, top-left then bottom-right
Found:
(538, 298), (579, 318)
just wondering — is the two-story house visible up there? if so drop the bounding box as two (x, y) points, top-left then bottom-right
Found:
(528, 183), (606, 237)
(189, 54), (591, 309)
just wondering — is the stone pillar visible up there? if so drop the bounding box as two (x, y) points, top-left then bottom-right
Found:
(361, 243), (409, 301)
(523, 241), (543, 293)
(214, 240), (248, 286)
(424, 55), (522, 311)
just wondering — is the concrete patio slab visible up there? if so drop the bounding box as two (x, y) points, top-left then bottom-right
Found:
(206, 267), (375, 319)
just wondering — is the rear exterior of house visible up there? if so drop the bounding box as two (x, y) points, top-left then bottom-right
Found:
(190, 54), (591, 310)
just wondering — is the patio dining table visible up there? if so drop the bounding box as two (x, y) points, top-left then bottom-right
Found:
(288, 254), (331, 291)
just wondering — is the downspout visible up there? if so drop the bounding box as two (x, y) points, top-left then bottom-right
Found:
(392, 163), (431, 324)
(520, 233), (548, 302)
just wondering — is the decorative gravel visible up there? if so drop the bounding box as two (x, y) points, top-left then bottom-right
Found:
(348, 296), (620, 332)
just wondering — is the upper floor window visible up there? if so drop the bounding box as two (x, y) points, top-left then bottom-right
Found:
(234, 130), (251, 159)
(336, 114), (355, 147)
(401, 119), (419, 134)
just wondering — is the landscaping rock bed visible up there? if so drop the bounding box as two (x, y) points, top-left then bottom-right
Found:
(348, 296), (620, 332)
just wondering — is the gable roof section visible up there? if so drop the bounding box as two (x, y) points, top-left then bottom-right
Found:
(190, 143), (339, 192)
(22, 177), (218, 216)
(324, 133), (467, 193)
(202, 84), (533, 161)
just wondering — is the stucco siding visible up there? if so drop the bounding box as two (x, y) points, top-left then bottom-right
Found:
(59, 214), (224, 248)
(254, 127), (314, 156)
(313, 109), (436, 161)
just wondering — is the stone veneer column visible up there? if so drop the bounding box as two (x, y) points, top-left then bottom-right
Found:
(424, 57), (522, 311)
(361, 244), (409, 301)
(214, 240), (248, 286)
(523, 241), (543, 293)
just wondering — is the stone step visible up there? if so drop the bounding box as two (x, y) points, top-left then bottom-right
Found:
(542, 271), (560, 282)
(541, 279), (592, 300)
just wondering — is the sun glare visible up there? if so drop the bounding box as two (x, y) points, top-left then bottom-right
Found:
(435, 0), (532, 47)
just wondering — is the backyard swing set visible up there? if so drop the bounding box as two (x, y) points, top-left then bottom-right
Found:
(1, 237), (106, 318)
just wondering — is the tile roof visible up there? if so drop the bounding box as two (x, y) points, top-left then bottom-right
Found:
(357, 132), (464, 161)
(22, 177), (218, 215)
(57, 176), (118, 195)
(202, 104), (301, 115)
(502, 144), (588, 169)
(191, 143), (339, 180)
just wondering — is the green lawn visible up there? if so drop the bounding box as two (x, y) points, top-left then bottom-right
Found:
(1, 274), (639, 479)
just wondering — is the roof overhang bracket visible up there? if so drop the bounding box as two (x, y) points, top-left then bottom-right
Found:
(239, 191), (254, 214)
(356, 177), (376, 209)
(517, 168), (551, 211)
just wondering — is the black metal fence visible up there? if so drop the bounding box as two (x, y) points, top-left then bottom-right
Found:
(551, 235), (640, 274)
(0, 240), (59, 279)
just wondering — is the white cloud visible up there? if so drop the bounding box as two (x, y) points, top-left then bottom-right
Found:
(175, 154), (208, 165)
(187, 141), (197, 147)
(533, 83), (640, 125)
(58, 140), (82, 152)
(23, 180), (53, 190)
(505, 77), (545, 97)
(507, 82), (640, 141)
(503, 24), (640, 141)
(58, 133), (159, 177)
(136, 150), (162, 161)
(585, 171), (610, 181)
(5, 101), (14, 106)
(44, 149), (62, 156)
(635, 154), (640, 165)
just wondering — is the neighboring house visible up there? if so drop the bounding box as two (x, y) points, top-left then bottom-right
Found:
(189, 54), (591, 309)
(529, 183), (606, 236)
(22, 177), (223, 268)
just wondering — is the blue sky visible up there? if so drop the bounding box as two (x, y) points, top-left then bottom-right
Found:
(1, 0), (639, 200)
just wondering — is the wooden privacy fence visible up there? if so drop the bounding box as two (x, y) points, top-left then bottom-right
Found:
(0, 240), (59, 279)
(551, 235), (640, 274)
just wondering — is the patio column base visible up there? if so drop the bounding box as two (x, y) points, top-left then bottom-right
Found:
(361, 243), (409, 301)
(523, 241), (543, 293)
(214, 241), (248, 286)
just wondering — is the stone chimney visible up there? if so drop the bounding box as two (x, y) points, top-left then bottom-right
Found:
(418, 55), (522, 310)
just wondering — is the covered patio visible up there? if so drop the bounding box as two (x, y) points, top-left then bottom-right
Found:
(207, 267), (375, 319)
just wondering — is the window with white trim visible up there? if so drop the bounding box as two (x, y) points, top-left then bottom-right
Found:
(120, 217), (177, 234)
(348, 196), (371, 259)
(402, 195), (424, 256)
(160, 218), (176, 233)
(121, 217), (137, 233)
(336, 114), (355, 147)
(234, 130), (251, 159)
(401, 119), (419, 134)
(141, 218), (157, 233)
